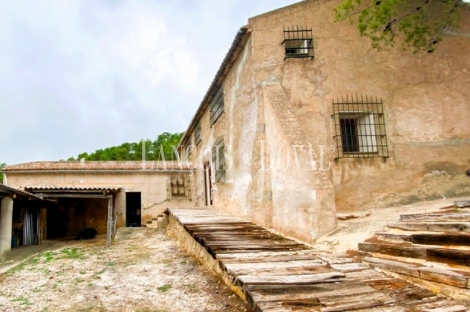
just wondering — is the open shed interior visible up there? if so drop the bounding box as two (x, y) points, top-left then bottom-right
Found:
(47, 198), (108, 239)
(23, 186), (117, 245)
(11, 199), (42, 246)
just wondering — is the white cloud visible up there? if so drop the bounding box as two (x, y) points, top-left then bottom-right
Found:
(0, 0), (300, 164)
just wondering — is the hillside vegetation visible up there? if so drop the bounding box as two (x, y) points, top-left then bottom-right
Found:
(68, 132), (183, 161)
(0, 163), (5, 183)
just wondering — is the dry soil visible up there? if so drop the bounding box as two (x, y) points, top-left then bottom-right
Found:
(0, 228), (252, 312)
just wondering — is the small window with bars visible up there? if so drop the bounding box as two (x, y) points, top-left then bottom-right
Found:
(332, 95), (389, 159)
(210, 86), (224, 126)
(167, 174), (191, 201)
(194, 122), (202, 147)
(212, 137), (226, 183)
(282, 26), (314, 60)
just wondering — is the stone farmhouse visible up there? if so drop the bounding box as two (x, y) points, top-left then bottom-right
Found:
(1, 0), (470, 252)
(2, 161), (193, 250)
(178, 0), (470, 243)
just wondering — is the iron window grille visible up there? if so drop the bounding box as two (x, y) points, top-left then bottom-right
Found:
(167, 174), (191, 201)
(194, 122), (202, 147)
(332, 95), (389, 159)
(212, 137), (226, 183)
(210, 86), (224, 126)
(282, 26), (314, 60)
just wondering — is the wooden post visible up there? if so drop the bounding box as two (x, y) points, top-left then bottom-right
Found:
(106, 197), (112, 247)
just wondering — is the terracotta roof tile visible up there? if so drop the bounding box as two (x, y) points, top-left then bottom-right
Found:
(3, 161), (193, 171)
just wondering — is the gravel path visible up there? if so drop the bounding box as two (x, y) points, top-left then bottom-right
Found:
(0, 228), (252, 312)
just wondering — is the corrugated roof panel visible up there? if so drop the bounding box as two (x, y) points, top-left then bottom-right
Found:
(0, 183), (42, 200)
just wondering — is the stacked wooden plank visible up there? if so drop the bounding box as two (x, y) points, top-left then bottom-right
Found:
(359, 204), (470, 299)
(167, 207), (468, 311)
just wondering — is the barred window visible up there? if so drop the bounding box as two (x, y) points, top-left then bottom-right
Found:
(210, 86), (224, 126)
(283, 26), (314, 60)
(194, 122), (202, 147)
(332, 95), (389, 159)
(167, 174), (191, 201)
(212, 137), (225, 183)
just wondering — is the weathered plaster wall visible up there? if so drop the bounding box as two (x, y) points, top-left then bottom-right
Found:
(248, 0), (470, 212)
(262, 83), (336, 242)
(186, 33), (336, 243)
(6, 171), (194, 227)
(188, 36), (262, 219)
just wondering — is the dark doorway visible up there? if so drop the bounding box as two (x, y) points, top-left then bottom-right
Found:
(204, 163), (213, 206)
(46, 203), (66, 239)
(126, 192), (141, 227)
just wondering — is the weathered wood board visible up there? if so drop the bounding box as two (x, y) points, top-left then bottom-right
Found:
(410, 233), (470, 246)
(455, 200), (470, 208)
(387, 222), (470, 232)
(358, 242), (427, 259)
(363, 257), (421, 278)
(400, 212), (470, 222)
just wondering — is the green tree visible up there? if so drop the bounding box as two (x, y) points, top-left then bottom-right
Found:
(0, 163), (5, 184)
(334, 0), (466, 52)
(67, 132), (184, 162)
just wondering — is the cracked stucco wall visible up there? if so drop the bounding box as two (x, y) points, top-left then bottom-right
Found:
(6, 172), (194, 228)
(248, 0), (470, 212)
(185, 0), (470, 243)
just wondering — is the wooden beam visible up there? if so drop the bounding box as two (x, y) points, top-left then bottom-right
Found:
(411, 233), (470, 246)
(34, 193), (113, 199)
(387, 222), (470, 233)
(455, 200), (470, 208)
(31, 189), (108, 194)
(363, 257), (420, 278)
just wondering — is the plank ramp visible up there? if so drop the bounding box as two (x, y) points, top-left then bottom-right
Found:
(167, 207), (468, 311)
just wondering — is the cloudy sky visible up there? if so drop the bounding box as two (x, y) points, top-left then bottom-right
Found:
(0, 0), (299, 165)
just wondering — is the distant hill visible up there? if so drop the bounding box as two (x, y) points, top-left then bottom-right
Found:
(68, 132), (184, 161)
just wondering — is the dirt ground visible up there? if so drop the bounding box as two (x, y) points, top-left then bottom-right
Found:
(0, 228), (253, 312)
(315, 197), (467, 253)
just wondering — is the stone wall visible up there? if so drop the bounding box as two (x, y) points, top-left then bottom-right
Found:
(185, 33), (337, 243)
(6, 171), (194, 228)
(248, 0), (470, 212)
(187, 36), (264, 221)
(182, 0), (470, 243)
